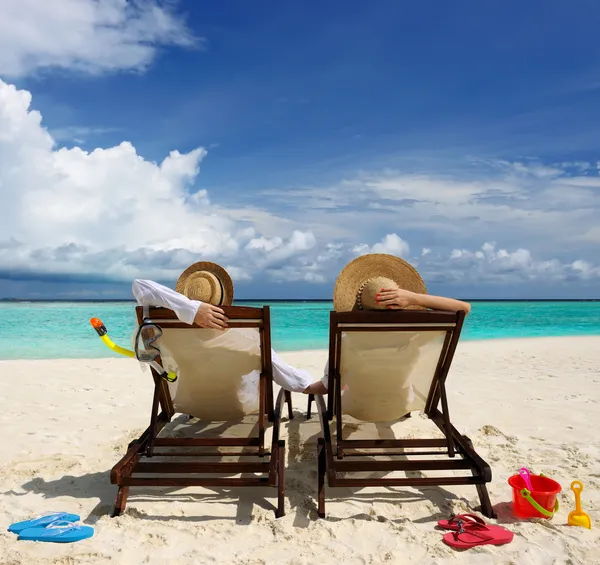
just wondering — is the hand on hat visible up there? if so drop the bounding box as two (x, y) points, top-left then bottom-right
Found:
(194, 303), (229, 330)
(375, 288), (418, 309)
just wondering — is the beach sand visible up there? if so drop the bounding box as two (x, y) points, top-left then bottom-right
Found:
(0, 336), (599, 564)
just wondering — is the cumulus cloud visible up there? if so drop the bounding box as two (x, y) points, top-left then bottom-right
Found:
(0, 79), (319, 285)
(2, 78), (600, 294)
(246, 231), (316, 258)
(419, 241), (594, 285)
(349, 234), (600, 286)
(571, 260), (600, 280)
(267, 243), (346, 284)
(352, 234), (410, 257)
(0, 0), (198, 78)
(267, 160), (600, 257)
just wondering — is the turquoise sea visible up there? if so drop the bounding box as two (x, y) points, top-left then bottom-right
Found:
(1, 301), (600, 360)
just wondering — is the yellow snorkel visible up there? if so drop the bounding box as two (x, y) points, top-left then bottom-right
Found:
(89, 317), (177, 382)
(90, 318), (135, 358)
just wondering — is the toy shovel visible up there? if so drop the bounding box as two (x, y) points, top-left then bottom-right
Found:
(568, 481), (592, 529)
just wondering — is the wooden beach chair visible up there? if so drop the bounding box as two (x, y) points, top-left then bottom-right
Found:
(309, 309), (494, 518)
(110, 305), (292, 518)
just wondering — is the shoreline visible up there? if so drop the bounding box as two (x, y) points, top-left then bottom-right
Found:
(1, 334), (599, 362)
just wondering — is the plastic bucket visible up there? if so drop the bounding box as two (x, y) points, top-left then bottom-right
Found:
(508, 473), (561, 519)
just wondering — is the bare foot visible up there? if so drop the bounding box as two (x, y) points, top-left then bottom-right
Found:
(303, 381), (328, 395)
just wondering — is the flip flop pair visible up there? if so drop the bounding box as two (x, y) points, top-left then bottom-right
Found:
(8, 512), (94, 543)
(437, 513), (513, 550)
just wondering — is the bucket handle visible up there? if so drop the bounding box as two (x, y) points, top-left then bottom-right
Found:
(519, 488), (559, 518)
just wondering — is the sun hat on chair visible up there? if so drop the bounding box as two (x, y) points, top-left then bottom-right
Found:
(333, 253), (427, 312)
(175, 261), (234, 306)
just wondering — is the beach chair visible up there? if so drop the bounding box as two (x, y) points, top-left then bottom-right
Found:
(309, 309), (494, 519)
(110, 305), (292, 518)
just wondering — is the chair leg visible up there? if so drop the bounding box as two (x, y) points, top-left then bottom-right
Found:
(307, 393), (314, 420)
(276, 440), (286, 518)
(112, 486), (129, 517)
(317, 437), (326, 518)
(461, 435), (495, 519)
(284, 390), (294, 420)
(476, 483), (496, 519)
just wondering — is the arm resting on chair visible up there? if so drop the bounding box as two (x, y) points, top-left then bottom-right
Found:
(413, 294), (471, 314)
(377, 288), (471, 314)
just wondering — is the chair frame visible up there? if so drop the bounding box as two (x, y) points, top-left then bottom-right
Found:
(110, 305), (292, 518)
(310, 309), (494, 519)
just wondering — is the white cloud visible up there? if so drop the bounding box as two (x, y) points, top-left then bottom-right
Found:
(246, 231), (315, 255)
(267, 266), (327, 284)
(345, 235), (600, 286)
(353, 234), (410, 257)
(316, 243), (344, 263)
(222, 265), (252, 282)
(0, 0), (198, 78)
(2, 79), (600, 293)
(372, 234), (410, 255)
(420, 242), (592, 285)
(244, 231), (317, 269)
(0, 79), (320, 285)
(571, 260), (600, 280)
(266, 243), (346, 284)
(268, 160), (600, 256)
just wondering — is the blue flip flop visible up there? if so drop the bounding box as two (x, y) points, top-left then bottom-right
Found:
(8, 512), (81, 534)
(17, 520), (94, 543)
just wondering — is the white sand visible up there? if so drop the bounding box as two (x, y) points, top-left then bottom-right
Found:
(0, 336), (599, 564)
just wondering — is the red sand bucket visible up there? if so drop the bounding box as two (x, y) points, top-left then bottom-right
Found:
(508, 473), (561, 519)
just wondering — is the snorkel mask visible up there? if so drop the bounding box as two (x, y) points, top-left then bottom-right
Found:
(90, 318), (177, 382)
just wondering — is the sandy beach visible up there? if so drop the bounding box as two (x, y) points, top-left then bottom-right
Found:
(1, 336), (599, 564)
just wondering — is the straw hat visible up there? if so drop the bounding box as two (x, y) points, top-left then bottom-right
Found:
(333, 253), (427, 312)
(175, 261), (234, 306)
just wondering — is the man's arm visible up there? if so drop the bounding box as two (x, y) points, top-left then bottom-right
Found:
(132, 279), (228, 329)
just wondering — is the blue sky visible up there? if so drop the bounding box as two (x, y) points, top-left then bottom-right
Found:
(1, 0), (600, 299)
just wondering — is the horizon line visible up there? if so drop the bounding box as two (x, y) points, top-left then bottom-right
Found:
(2, 298), (600, 303)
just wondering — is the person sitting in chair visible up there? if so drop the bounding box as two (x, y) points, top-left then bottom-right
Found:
(132, 261), (318, 394)
(302, 253), (472, 396)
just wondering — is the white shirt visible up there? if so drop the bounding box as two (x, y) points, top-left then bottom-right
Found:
(132, 279), (315, 393)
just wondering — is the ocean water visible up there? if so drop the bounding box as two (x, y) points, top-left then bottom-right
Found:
(1, 301), (600, 360)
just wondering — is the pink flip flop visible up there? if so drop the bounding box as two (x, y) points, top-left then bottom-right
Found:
(442, 520), (513, 550)
(437, 513), (487, 531)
